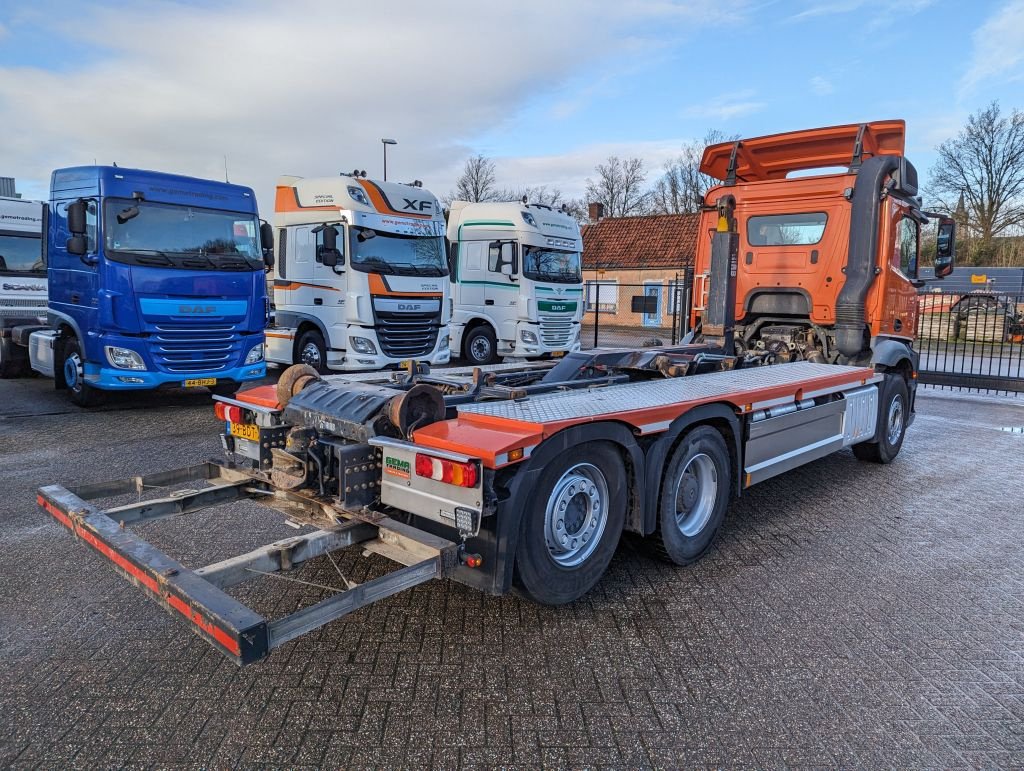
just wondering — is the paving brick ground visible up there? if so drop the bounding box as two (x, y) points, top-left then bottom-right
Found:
(0, 378), (1022, 768)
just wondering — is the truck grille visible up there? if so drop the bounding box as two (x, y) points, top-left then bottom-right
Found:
(149, 324), (243, 373)
(0, 298), (46, 317)
(539, 314), (574, 347)
(374, 310), (440, 358)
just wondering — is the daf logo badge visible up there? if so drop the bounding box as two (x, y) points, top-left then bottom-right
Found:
(178, 305), (216, 314)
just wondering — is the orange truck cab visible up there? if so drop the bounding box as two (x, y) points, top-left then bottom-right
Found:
(690, 121), (955, 413)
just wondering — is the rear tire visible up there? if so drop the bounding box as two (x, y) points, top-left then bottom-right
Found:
(463, 325), (499, 366)
(852, 373), (909, 464)
(514, 442), (626, 605)
(61, 337), (104, 408)
(296, 330), (328, 374)
(648, 426), (731, 565)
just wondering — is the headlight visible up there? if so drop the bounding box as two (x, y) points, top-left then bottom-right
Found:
(520, 329), (538, 344)
(439, 333), (450, 350)
(105, 346), (146, 370)
(244, 343), (264, 364)
(351, 336), (377, 355)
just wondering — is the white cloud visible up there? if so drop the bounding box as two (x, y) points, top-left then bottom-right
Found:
(958, 0), (1024, 96)
(0, 0), (739, 205)
(809, 76), (834, 95)
(478, 139), (690, 200)
(0, 21), (8, 40)
(683, 90), (765, 121)
(788, 0), (933, 26)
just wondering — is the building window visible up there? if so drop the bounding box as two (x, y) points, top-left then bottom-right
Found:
(587, 280), (618, 313)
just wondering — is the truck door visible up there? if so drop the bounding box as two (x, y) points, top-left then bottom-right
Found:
(458, 241), (487, 310)
(486, 240), (518, 341)
(312, 226), (345, 316)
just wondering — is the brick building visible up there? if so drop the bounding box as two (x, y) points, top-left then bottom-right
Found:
(581, 212), (699, 330)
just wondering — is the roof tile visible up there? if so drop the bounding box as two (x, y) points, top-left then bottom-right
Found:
(582, 212), (699, 270)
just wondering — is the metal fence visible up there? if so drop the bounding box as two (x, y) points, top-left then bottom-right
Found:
(583, 272), (693, 349)
(916, 289), (1024, 394)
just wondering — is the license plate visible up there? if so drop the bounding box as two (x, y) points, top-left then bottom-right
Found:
(230, 422), (259, 441)
(184, 378), (217, 388)
(551, 350), (565, 358)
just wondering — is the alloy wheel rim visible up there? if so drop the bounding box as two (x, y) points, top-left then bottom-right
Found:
(887, 394), (904, 446)
(673, 453), (717, 537)
(301, 342), (322, 369)
(544, 462), (609, 567)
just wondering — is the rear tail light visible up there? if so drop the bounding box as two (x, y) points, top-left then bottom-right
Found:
(415, 453), (479, 488)
(214, 402), (246, 423)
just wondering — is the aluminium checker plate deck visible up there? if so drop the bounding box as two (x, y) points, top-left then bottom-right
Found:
(455, 361), (879, 427)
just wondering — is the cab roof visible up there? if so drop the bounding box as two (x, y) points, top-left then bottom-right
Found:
(700, 120), (906, 183)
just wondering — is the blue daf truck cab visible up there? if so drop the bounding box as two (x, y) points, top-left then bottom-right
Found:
(26, 166), (273, 406)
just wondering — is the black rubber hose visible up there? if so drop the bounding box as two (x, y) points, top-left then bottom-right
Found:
(835, 154), (900, 358)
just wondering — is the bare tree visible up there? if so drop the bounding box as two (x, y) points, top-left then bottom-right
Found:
(448, 154), (498, 204)
(650, 129), (736, 215)
(499, 184), (565, 207)
(928, 102), (1024, 259)
(585, 156), (650, 217)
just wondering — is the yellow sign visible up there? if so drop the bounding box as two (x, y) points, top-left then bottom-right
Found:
(183, 377), (217, 387)
(970, 274), (988, 284)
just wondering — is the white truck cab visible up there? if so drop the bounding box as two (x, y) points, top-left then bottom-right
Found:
(0, 196), (46, 377)
(267, 174), (451, 372)
(446, 201), (583, 365)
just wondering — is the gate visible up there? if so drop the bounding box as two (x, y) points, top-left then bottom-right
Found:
(584, 270), (693, 349)
(916, 289), (1024, 394)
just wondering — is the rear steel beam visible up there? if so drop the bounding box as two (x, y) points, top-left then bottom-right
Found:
(195, 521), (378, 589)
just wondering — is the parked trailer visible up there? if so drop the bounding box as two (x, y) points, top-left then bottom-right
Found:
(41, 351), (885, 664)
(38, 119), (952, 663)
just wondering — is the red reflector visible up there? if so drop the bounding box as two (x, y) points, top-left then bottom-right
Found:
(415, 454), (434, 478)
(214, 402), (227, 421)
(224, 405), (245, 423)
(464, 554), (482, 569)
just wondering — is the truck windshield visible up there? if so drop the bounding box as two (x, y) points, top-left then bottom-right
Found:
(522, 246), (582, 284)
(349, 226), (447, 277)
(0, 233), (44, 275)
(103, 199), (263, 271)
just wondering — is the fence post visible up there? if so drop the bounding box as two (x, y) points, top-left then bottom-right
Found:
(593, 282), (600, 348)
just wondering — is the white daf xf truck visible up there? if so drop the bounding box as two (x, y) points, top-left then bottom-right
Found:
(267, 174), (451, 372)
(446, 201), (583, 365)
(0, 196), (46, 377)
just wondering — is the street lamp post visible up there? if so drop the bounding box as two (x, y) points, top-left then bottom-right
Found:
(381, 138), (397, 181)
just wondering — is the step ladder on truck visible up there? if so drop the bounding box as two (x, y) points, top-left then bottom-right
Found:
(38, 120), (956, 664)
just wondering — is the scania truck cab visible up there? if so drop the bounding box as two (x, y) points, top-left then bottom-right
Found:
(266, 174), (451, 372)
(26, 166), (270, 406)
(446, 201), (583, 365)
(0, 196), (46, 377)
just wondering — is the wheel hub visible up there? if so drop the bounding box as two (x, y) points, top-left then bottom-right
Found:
(470, 336), (491, 361)
(673, 453), (718, 537)
(887, 394), (904, 445)
(64, 352), (83, 391)
(300, 343), (321, 368)
(544, 463), (609, 567)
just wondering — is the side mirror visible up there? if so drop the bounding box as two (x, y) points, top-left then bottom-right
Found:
(500, 262), (513, 276)
(321, 249), (339, 268)
(67, 199), (87, 235)
(260, 222), (275, 269)
(66, 235), (87, 256)
(934, 218), (955, 279)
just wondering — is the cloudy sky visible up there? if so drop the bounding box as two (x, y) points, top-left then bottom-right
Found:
(1, 0), (1022, 206)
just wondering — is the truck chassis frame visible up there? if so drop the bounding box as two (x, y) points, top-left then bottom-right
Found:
(38, 461), (457, 665)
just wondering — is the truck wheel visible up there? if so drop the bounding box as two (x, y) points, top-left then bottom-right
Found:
(648, 426), (731, 565)
(464, 326), (499, 366)
(62, 337), (104, 407)
(853, 373), (909, 464)
(296, 330), (328, 374)
(514, 442), (626, 605)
